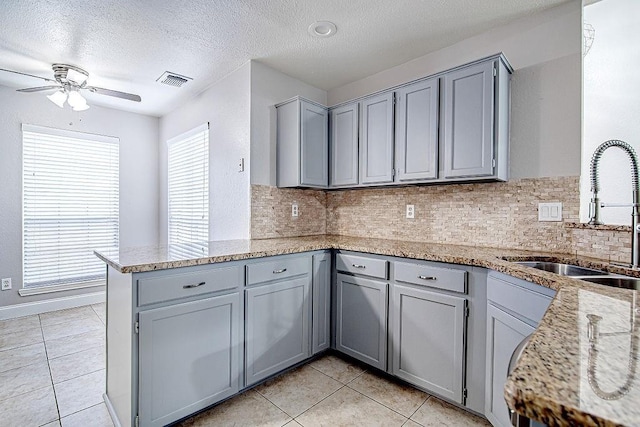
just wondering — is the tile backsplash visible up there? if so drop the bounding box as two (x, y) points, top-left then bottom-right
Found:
(251, 176), (631, 262)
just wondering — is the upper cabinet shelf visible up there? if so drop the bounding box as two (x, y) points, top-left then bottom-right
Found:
(276, 54), (512, 189)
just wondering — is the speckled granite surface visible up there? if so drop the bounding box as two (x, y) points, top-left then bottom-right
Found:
(95, 235), (640, 427)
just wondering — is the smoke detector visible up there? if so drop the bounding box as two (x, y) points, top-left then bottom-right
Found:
(156, 71), (192, 87)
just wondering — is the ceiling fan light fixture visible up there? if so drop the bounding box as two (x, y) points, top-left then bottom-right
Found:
(72, 102), (90, 111)
(67, 90), (87, 109)
(47, 90), (67, 108)
(65, 67), (88, 85)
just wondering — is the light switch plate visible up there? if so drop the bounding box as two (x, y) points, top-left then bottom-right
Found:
(538, 202), (563, 222)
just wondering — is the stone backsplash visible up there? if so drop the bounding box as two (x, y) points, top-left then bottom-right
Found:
(250, 177), (632, 262)
(251, 185), (326, 239)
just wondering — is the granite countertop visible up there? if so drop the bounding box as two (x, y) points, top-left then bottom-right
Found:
(95, 235), (640, 427)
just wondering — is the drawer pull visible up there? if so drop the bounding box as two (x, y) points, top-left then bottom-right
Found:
(418, 275), (436, 281)
(183, 282), (206, 289)
(352, 264), (366, 269)
(273, 268), (287, 274)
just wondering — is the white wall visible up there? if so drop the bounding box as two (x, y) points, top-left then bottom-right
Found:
(581, 0), (640, 225)
(328, 0), (583, 180)
(0, 85), (159, 307)
(250, 61), (327, 186)
(159, 62), (252, 243)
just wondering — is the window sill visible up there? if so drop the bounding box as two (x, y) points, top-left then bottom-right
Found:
(18, 280), (105, 297)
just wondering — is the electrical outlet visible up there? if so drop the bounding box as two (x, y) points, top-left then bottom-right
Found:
(292, 203), (299, 217)
(406, 204), (415, 219)
(1, 278), (11, 291)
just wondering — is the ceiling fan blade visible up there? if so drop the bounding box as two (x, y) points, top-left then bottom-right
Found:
(17, 85), (62, 93)
(85, 86), (141, 102)
(0, 68), (57, 83)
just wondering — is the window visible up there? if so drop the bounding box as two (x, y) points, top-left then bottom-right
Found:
(167, 123), (209, 245)
(22, 124), (119, 290)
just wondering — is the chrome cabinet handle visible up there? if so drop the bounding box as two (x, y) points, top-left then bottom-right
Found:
(273, 268), (287, 274)
(183, 282), (206, 289)
(418, 275), (436, 281)
(352, 264), (366, 269)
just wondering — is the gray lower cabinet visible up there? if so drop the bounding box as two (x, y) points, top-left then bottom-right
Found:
(485, 304), (534, 427)
(138, 293), (241, 427)
(276, 97), (328, 188)
(360, 92), (395, 185)
(390, 284), (467, 403)
(330, 102), (359, 187)
(312, 252), (331, 354)
(395, 78), (439, 182)
(245, 277), (311, 386)
(485, 272), (555, 427)
(335, 273), (388, 370)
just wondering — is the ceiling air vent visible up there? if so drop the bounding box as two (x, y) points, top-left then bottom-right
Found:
(156, 71), (192, 87)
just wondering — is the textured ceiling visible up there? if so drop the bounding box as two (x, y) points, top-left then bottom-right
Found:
(0, 0), (570, 116)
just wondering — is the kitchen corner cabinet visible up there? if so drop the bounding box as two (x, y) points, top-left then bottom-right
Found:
(395, 78), (439, 182)
(138, 293), (241, 427)
(330, 102), (359, 187)
(485, 271), (555, 427)
(276, 97), (328, 188)
(359, 92), (395, 185)
(244, 257), (311, 386)
(442, 58), (510, 180)
(312, 252), (331, 354)
(335, 273), (388, 370)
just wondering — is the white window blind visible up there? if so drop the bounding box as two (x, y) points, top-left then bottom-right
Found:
(168, 123), (209, 246)
(22, 124), (119, 289)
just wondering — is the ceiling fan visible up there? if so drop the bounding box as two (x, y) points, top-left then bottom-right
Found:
(0, 63), (141, 111)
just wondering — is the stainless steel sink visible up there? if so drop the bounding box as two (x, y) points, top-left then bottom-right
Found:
(578, 276), (640, 290)
(515, 261), (606, 276)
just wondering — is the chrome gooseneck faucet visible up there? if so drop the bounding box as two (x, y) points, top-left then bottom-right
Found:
(588, 139), (640, 268)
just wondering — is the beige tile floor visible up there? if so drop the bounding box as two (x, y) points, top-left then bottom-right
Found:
(0, 304), (490, 427)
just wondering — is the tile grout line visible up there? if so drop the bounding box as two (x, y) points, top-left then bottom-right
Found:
(291, 383), (348, 424)
(341, 384), (410, 423)
(39, 313), (63, 426)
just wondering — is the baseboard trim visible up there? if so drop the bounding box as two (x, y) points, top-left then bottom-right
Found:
(0, 291), (105, 320)
(104, 393), (123, 427)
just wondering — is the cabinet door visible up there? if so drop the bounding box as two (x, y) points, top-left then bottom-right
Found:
(391, 285), (466, 403)
(442, 60), (495, 178)
(245, 277), (311, 386)
(485, 303), (535, 427)
(138, 293), (241, 427)
(360, 92), (394, 185)
(312, 252), (331, 354)
(300, 101), (329, 187)
(335, 273), (388, 370)
(395, 79), (439, 182)
(330, 103), (359, 187)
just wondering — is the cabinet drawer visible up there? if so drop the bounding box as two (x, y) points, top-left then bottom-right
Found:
(138, 266), (242, 306)
(394, 261), (466, 294)
(487, 276), (552, 324)
(336, 253), (388, 279)
(246, 256), (308, 285)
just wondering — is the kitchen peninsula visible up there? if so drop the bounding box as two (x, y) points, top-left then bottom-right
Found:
(96, 235), (640, 427)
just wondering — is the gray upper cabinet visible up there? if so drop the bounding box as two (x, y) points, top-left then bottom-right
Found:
(312, 252), (331, 354)
(138, 293), (241, 427)
(245, 276), (311, 386)
(360, 92), (395, 185)
(390, 284), (467, 403)
(442, 58), (509, 180)
(335, 273), (388, 370)
(395, 78), (439, 182)
(277, 97), (328, 188)
(330, 103), (359, 187)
